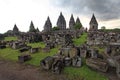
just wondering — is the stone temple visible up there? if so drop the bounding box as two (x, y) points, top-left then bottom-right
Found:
(89, 14), (98, 31)
(69, 14), (75, 30)
(44, 16), (52, 32)
(57, 12), (66, 30)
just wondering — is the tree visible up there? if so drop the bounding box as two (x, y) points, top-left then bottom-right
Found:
(52, 26), (60, 31)
(74, 23), (82, 30)
(29, 21), (36, 32)
(101, 26), (106, 30)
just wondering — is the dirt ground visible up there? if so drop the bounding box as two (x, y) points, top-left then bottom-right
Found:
(0, 60), (66, 80)
(0, 60), (119, 80)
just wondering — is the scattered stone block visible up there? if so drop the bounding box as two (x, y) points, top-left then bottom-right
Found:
(40, 56), (54, 70)
(30, 47), (40, 53)
(18, 54), (31, 63)
(0, 45), (6, 49)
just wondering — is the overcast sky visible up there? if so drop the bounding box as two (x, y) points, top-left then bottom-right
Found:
(0, 0), (120, 33)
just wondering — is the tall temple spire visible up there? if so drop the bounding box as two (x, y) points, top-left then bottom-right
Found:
(89, 14), (98, 25)
(75, 17), (83, 29)
(69, 14), (75, 29)
(76, 17), (80, 24)
(89, 14), (98, 31)
(13, 24), (19, 35)
(44, 16), (52, 32)
(57, 12), (66, 30)
(13, 24), (19, 33)
(29, 21), (36, 32)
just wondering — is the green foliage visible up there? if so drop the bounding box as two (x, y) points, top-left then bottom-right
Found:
(113, 28), (120, 32)
(73, 33), (87, 46)
(52, 26), (60, 31)
(101, 26), (106, 30)
(74, 23), (82, 30)
(100, 28), (120, 32)
(4, 36), (18, 41)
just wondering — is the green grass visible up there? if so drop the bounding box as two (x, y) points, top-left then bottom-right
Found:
(64, 66), (108, 80)
(0, 48), (19, 61)
(25, 48), (59, 66)
(4, 36), (18, 41)
(73, 33), (87, 46)
(27, 42), (45, 48)
(64, 58), (108, 80)
(0, 33), (108, 80)
(0, 42), (59, 66)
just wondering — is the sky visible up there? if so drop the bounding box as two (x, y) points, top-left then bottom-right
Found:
(0, 0), (120, 33)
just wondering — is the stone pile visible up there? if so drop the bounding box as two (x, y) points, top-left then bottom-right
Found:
(87, 31), (120, 46)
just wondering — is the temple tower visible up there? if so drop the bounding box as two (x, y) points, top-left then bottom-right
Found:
(69, 14), (75, 29)
(44, 16), (52, 32)
(57, 12), (66, 30)
(89, 14), (98, 31)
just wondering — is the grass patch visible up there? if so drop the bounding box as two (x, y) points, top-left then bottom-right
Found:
(64, 58), (108, 80)
(27, 42), (45, 48)
(25, 48), (59, 66)
(0, 48), (19, 61)
(4, 36), (18, 41)
(64, 66), (108, 80)
(91, 46), (105, 53)
(0, 42), (59, 66)
(73, 33), (87, 46)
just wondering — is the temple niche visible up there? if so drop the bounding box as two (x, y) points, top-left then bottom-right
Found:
(57, 12), (66, 30)
(89, 14), (98, 31)
(44, 16), (52, 32)
(69, 14), (75, 30)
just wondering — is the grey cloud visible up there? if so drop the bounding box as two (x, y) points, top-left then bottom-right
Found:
(51, 0), (120, 21)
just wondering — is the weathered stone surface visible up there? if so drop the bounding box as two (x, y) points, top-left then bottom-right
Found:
(89, 14), (98, 31)
(11, 41), (26, 49)
(64, 57), (71, 66)
(30, 47), (40, 53)
(44, 16), (52, 32)
(18, 54), (31, 63)
(19, 32), (43, 43)
(72, 56), (82, 67)
(69, 14), (75, 29)
(40, 56), (54, 70)
(52, 59), (64, 74)
(19, 46), (31, 53)
(87, 31), (120, 46)
(86, 58), (108, 72)
(42, 47), (50, 53)
(13, 24), (19, 36)
(0, 45), (6, 49)
(57, 12), (66, 30)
